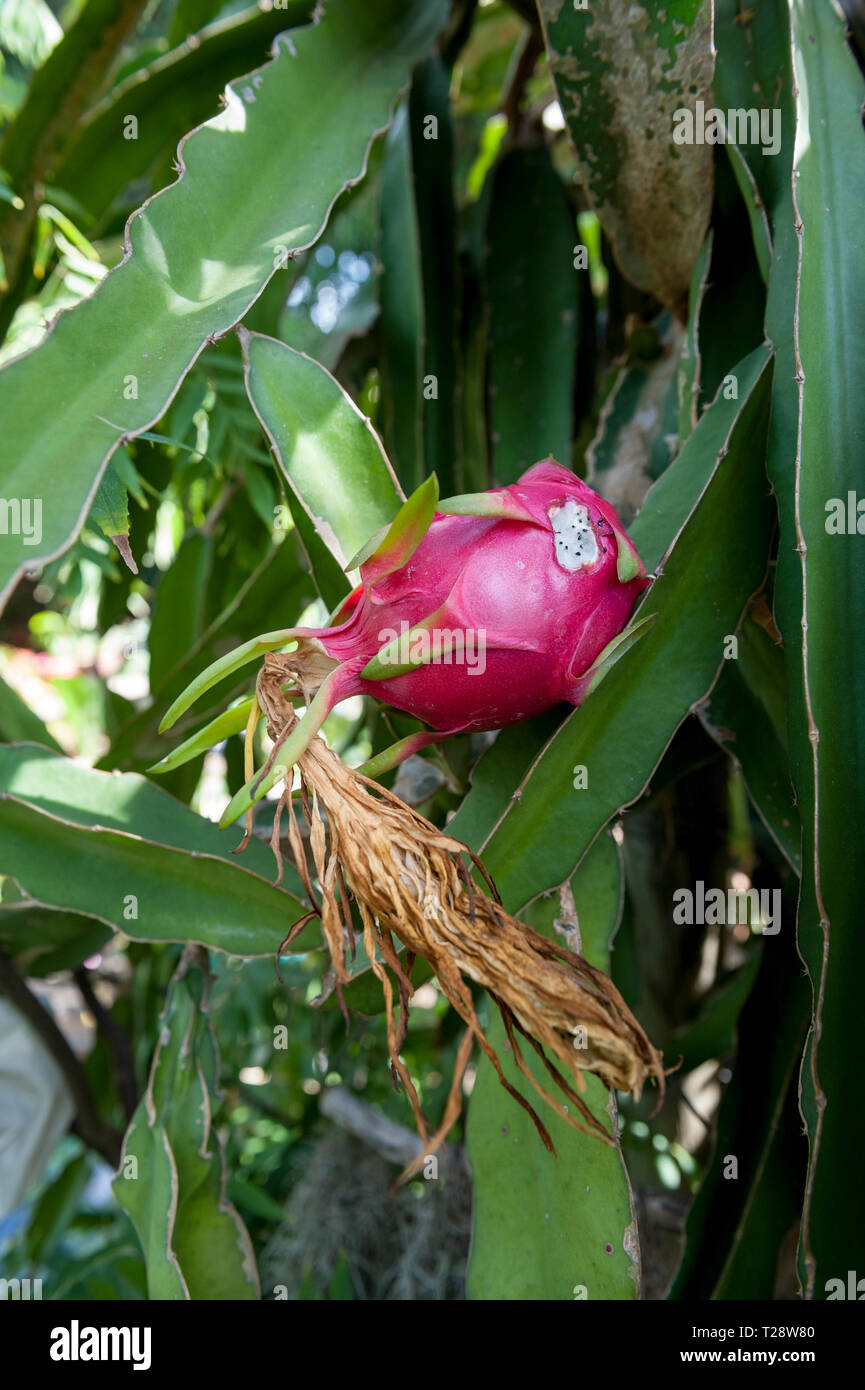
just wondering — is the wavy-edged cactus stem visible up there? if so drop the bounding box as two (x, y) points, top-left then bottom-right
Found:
(250, 653), (665, 1184)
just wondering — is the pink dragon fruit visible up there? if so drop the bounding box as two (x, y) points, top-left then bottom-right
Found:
(293, 458), (650, 733)
(157, 459), (653, 823)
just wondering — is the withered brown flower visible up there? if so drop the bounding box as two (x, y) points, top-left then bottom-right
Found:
(247, 653), (664, 1184)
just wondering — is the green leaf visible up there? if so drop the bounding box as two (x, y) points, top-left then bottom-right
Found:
(327, 1253), (355, 1301)
(113, 1121), (188, 1299)
(677, 234), (712, 445)
(672, 899), (809, 1298)
(485, 146), (578, 484)
(713, 0), (792, 220)
(446, 713), (561, 855)
(241, 328), (403, 571)
(148, 533), (213, 694)
(0, 743), (308, 955)
(764, 0), (865, 1296)
(110, 545), (314, 767)
(279, 490), (352, 614)
(456, 236), (490, 493)
(19, 1151), (90, 1266)
(691, 154), (767, 414)
(631, 344), (773, 574)
(450, 348), (775, 914)
(697, 627), (801, 876)
(0, 1), (144, 195)
(538, 0), (714, 317)
(168, 0), (222, 48)
(88, 460), (137, 571)
(147, 697), (256, 776)
(670, 948), (761, 1077)
(0, 671), (62, 749)
(0, 904), (110, 976)
(737, 609), (789, 751)
(0, 0), (61, 71)
(0, 0), (148, 307)
(409, 55), (459, 494)
(49, 1240), (146, 1300)
(578, 613), (657, 700)
(227, 1176), (290, 1226)
(274, 159), (380, 370)
(157, 627), (299, 735)
(109, 455), (148, 522)
(724, 142), (772, 285)
(52, 4), (314, 226)
(379, 101), (425, 491)
(88, 461), (130, 539)
(0, 0), (448, 614)
(114, 952), (259, 1298)
(467, 832), (640, 1300)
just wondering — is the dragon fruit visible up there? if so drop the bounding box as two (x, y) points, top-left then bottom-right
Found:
(293, 458), (649, 730)
(156, 459), (653, 824)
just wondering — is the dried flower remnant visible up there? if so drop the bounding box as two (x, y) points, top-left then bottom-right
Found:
(153, 460), (663, 1175)
(252, 654), (665, 1182)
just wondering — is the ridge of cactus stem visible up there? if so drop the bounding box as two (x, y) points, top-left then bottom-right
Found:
(344, 472), (439, 575)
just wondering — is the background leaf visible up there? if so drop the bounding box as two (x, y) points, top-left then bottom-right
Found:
(467, 833), (640, 1301)
(0, 743), (308, 955)
(379, 102), (425, 491)
(764, 0), (865, 1296)
(485, 145), (578, 484)
(113, 950), (259, 1299)
(54, 3), (313, 229)
(0, 0), (447, 613)
(241, 329), (403, 571)
(537, 0), (714, 317)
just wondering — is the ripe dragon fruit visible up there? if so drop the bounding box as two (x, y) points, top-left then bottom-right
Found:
(156, 459), (653, 824)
